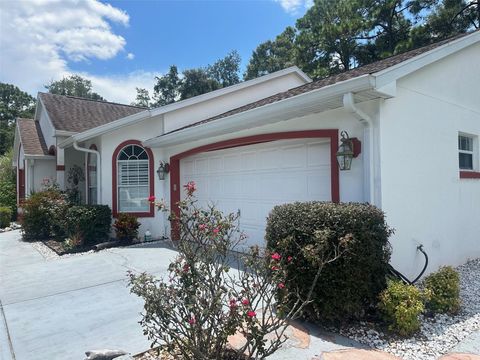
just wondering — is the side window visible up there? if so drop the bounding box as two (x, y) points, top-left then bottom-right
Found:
(458, 134), (476, 171)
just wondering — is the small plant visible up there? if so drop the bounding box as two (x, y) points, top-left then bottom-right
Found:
(379, 280), (429, 336)
(128, 183), (349, 359)
(423, 266), (461, 314)
(0, 206), (12, 228)
(113, 213), (140, 244)
(65, 205), (112, 246)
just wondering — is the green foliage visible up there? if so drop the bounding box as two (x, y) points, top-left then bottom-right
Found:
(0, 83), (35, 155)
(113, 213), (140, 243)
(131, 87), (151, 108)
(179, 68), (221, 100)
(0, 150), (16, 219)
(129, 182), (345, 359)
(65, 205), (112, 246)
(0, 206), (12, 228)
(379, 280), (428, 336)
(265, 201), (393, 323)
(423, 266), (461, 314)
(45, 74), (105, 101)
(21, 189), (68, 240)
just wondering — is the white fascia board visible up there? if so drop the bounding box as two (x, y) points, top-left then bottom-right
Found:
(12, 125), (20, 166)
(144, 75), (375, 148)
(24, 155), (55, 160)
(149, 66), (312, 118)
(55, 130), (77, 137)
(58, 109), (152, 148)
(374, 31), (480, 88)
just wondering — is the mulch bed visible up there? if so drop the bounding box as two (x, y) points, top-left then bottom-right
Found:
(44, 239), (93, 255)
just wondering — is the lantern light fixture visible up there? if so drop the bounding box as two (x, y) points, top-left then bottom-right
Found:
(336, 131), (361, 171)
(157, 161), (170, 180)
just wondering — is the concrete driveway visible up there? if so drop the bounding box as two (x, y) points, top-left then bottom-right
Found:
(0, 230), (177, 360)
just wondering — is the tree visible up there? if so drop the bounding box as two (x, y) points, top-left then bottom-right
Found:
(45, 75), (105, 101)
(208, 50), (241, 86)
(179, 68), (221, 101)
(131, 88), (151, 108)
(152, 65), (181, 106)
(244, 27), (298, 80)
(0, 83), (35, 155)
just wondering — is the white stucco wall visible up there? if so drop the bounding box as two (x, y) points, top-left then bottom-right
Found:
(379, 43), (480, 278)
(31, 159), (56, 193)
(99, 101), (373, 240)
(36, 101), (56, 150)
(64, 147), (87, 203)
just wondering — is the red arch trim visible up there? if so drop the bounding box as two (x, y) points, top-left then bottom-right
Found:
(169, 130), (340, 236)
(112, 140), (155, 218)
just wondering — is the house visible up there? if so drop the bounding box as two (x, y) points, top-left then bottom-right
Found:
(13, 31), (480, 277)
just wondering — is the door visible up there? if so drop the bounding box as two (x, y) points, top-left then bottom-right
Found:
(179, 138), (332, 248)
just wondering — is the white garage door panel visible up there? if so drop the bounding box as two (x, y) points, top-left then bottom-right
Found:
(180, 139), (332, 248)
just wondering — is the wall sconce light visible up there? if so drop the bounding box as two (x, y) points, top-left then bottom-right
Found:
(157, 161), (170, 180)
(336, 131), (361, 171)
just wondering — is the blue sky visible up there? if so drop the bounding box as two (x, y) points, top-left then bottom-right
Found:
(0, 0), (311, 103)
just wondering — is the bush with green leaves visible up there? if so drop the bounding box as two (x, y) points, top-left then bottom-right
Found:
(64, 205), (112, 246)
(21, 189), (68, 240)
(128, 183), (349, 359)
(0, 150), (17, 220)
(379, 280), (429, 336)
(423, 266), (461, 314)
(113, 213), (140, 244)
(0, 206), (12, 228)
(265, 202), (393, 323)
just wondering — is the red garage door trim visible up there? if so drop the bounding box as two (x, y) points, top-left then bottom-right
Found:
(169, 130), (340, 236)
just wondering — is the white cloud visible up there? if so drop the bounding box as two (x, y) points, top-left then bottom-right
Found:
(126, 53), (135, 60)
(274, 0), (313, 14)
(0, 0), (153, 104)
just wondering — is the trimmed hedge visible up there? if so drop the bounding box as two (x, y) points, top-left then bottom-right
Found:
(265, 201), (393, 323)
(0, 206), (12, 228)
(423, 266), (461, 314)
(65, 205), (112, 246)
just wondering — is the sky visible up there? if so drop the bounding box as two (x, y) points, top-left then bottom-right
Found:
(0, 0), (312, 104)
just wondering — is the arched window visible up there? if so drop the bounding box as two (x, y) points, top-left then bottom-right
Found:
(113, 140), (154, 216)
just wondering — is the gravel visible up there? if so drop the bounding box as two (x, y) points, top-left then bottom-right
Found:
(337, 258), (480, 360)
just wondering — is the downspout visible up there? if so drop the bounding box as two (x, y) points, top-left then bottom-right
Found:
(73, 141), (101, 204)
(342, 92), (375, 204)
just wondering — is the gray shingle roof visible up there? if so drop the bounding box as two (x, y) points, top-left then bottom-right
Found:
(39, 93), (146, 133)
(17, 118), (49, 156)
(164, 32), (472, 135)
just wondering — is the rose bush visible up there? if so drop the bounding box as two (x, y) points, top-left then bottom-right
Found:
(128, 181), (350, 360)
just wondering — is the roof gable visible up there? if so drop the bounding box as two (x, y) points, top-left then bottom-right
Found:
(38, 93), (146, 133)
(17, 118), (49, 156)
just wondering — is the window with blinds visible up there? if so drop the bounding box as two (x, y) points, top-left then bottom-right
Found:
(117, 144), (149, 212)
(88, 152), (97, 205)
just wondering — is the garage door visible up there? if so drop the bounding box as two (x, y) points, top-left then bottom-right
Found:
(180, 138), (332, 248)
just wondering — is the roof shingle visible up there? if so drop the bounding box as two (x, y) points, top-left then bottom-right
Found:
(39, 93), (146, 133)
(17, 118), (49, 156)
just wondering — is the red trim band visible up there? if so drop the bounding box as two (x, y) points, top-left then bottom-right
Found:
(56, 165), (65, 171)
(112, 140), (155, 218)
(169, 130), (340, 238)
(460, 171), (480, 179)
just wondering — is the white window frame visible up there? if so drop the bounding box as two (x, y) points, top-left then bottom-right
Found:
(87, 152), (97, 205)
(117, 145), (150, 213)
(458, 133), (478, 172)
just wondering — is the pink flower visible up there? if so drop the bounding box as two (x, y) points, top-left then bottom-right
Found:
(247, 311), (256, 318)
(271, 266), (279, 271)
(148, 195), (156, 202)
(184, 181), (196, 196)
(188, 316), (196, 325)
(287, 256), (293, 263)
(199, 224), (207, 231)
(213, 227), (220, 234)
(229, 299), (237, 308)
(183, 264), (190, 272)
(278, 283), (285, 289)
(271, 253), (281, 261)
(241, 299), (249, 306)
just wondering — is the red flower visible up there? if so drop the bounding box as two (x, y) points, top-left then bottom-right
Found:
(183, 264), (190, 272)
(247, 311), (256, 318)
(241, 299), (249, 306)
(229, 299), (237, 308)
(271, 253), (281, 261)
(287, 256), (293, 262)
(148, 195), (156, 202)
(184, 181), (196, 195)
(188, 316), (196, 325)
(271, 266), (279, 271)
(278, 283), (285, 289)
(198, 224), (207, 231)
(213, 227), (220, 234)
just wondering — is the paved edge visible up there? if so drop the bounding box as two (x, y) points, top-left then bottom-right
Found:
(0, 299), (15, 360)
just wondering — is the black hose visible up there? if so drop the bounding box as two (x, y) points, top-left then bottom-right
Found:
(387, 244), (429, 285)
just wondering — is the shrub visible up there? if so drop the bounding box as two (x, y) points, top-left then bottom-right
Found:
(379, 280), (428, 336)
(21, 189), (67, 240)
(129, 182), (349, 360)
(65, 205), (112, 246)
(265, 202), (392, 323)
(0, 206), (12, 228)
(423, 266), (461, 314)
(0, 180), (16, 221)
(113, 213), (140, 244)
